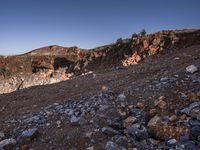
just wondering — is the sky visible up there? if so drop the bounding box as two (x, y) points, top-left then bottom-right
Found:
(0, 0), (200, 55)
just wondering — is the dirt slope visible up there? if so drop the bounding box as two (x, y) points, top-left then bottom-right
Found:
(0, 41), (200, 149)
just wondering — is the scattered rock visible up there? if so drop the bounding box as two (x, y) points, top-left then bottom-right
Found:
(117, 93), (126, 101)
(166, 139), (177, 147)
(124, 116), (136, 128)
(105, 141), (126, 150)
(21, 128), (39, 141)
(0, 138), (16, 149)
(70, 116), (87, 126)
(154, 96), (167, 109)
(130, 108), (149, 125)
(190, 126), (200, 141)
(23, 115), (46, 125)
(111, 135), (128, 146)
(127, 127), (148, 140)
(148, 115), (190, 140)
(136, 102), (145, 109)
(186, 65), (198, 74)
(169, 115), (178, 122)
(107, 118), (124, 130)
(102, 127), (119, 136)
(179, 140), (198, 150)
(180, 101), (200, 118)
(149, 109), (157, 116)
(122, 52), (141, 66)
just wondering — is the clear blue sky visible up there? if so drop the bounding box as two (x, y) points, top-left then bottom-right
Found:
(0, 0), (200, 55)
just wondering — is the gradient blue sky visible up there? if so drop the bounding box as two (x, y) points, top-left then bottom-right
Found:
(0, 0), (200, 55)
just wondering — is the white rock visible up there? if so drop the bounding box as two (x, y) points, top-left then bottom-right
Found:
(186, 65), (198, 74)
(167, 139), (177, 146)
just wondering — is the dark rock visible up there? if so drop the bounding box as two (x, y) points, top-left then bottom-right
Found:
(127, 127), (148, 141)
(179, 134), (190, 143)
(105, 141), (126, 150)
(102, 127), (120, 136)
(130, 108), (149, 125)
(188, 119), (200, 127)
(190, 126), (200, 141)
(180, 102), (200, 119)
(180, 102), (200, 114)
(111, 135), (128, 146)
(179, 141), (198, 150)
(23, 115), (46, 125)
(70, 115), (87, 126)
(107, 118), (124, 130)
(128, 139), (152, 150)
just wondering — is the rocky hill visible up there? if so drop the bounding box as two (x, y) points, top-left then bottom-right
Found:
(0, 29), (200, 149)
(0, 29), (200, 94)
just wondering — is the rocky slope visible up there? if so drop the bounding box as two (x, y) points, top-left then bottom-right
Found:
(0, 29), (200, 94)
(0, 28), (200, 150)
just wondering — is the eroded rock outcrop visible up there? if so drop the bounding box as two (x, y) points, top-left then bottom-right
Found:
(0, 29), (200, 94)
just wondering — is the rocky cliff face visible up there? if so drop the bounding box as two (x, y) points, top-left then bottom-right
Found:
(0, 29), (200, 94)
